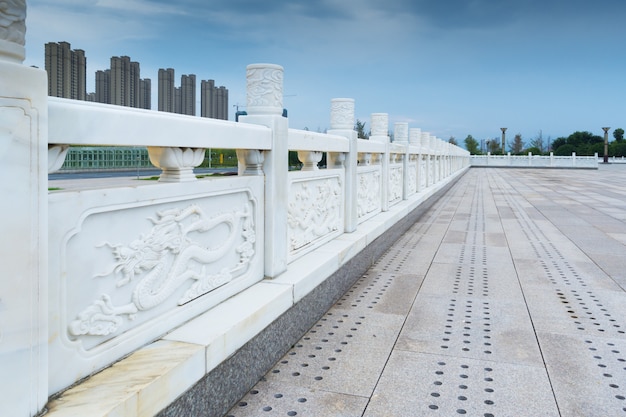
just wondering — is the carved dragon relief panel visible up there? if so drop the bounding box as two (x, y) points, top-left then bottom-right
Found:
(389, 165), (403, 203)
(357, 169), (381, 219)
(67, 200), (256, 343)
(288, 176), (342, 253)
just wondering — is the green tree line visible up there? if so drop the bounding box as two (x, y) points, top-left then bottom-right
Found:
(463, 128), (626, 157)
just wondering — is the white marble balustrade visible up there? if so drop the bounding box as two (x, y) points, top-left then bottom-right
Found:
(471, 152), (599, 168)
(0, 3), (471, 416)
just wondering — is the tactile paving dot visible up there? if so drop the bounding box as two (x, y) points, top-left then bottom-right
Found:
(423, 360), (498, 415)
(583, 338), (626, 409)
(336, 271), (395, 310)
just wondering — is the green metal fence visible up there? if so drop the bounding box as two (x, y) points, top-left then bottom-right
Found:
(59, 147), (240, 171)
(61, 147), (152, 171)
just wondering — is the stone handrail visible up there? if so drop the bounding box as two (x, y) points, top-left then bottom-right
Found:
(48, 97), (272, 149)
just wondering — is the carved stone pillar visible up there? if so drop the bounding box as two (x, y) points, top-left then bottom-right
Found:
(394, 122), (409, 144)
(246, 63), (284, 116)
(328, 98), (357, 231)
(0, 0), (26, 63)
(370, 113), (389, 142)
(240, 64), (288, 277)
(0, 1), (50, 415)
(330, 98), (354, 130)
(370, 113), (389, 211)
(409, 128), (421, 146)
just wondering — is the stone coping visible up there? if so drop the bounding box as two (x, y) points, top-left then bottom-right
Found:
(43, 168), (468, 417)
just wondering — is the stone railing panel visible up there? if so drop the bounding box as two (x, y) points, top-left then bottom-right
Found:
(287, 169), (345, 262)
(388, 161), (404, 205)
(47, 176), (264, 394)
(357, 165), (382, 223)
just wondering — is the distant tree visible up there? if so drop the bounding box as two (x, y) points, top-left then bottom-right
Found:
(610, 141), (626, 157)
(486, 138), (501, 154)
(554, 144), (575, 156)
(288, 151), (302, 170)
(511, 133), (524, 154)
(613, 128), (624, 142)
(448, 136), (458, 146)
(563, 131), (602, 155)
(525, 146), (542, 155)
(355, 119), (369, 139)
(551, 137), (567, 151)
(464, 135), (480, 154)
(566, 131), (601, 147)
(529, 130), (545, 154)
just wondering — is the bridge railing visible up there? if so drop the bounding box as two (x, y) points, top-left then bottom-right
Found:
(0, 4), (470, 415)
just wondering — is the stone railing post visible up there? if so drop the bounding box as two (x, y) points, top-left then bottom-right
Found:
(430, 136), (439, 184)
(370, 113), (390, 211)
(409, 128), (421, 191)
(394, 122), (409, 199)
(0, 1), (49, 415)
(327, 98), (358, 232)
(420, 132), (431, 187)
(239, 63), (288, 278)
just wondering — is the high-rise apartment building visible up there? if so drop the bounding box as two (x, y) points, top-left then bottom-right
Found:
(158, 68), (175, 112)
(139, 79), (151, 110)
(95, 69), (110, 104)
(201, 79), (229, 120)
(94, 56), (150, 109)
(179, 74), (196, 116)
(159, 70), (196, 116)
(110, 56), (134, 107)
(45, 41), (87, 100)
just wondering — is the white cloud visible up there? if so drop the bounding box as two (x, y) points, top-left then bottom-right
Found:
(94, 0), (189, 16)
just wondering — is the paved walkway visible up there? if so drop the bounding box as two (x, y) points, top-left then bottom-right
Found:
(224, 165), (626, 417)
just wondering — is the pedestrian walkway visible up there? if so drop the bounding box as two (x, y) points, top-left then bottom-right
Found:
(224, 165), (626, 417)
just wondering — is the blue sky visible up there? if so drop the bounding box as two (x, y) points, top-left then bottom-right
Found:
(23, 0), (626, 147)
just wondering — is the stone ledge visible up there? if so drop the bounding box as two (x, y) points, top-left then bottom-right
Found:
(45, 340), (205, 417)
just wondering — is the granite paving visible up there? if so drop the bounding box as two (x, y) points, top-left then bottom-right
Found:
(225, 164), (626, 417)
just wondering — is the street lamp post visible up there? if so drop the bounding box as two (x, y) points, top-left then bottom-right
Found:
(602, 127), (610, 163)
(500, 128), (507, 155)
